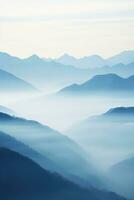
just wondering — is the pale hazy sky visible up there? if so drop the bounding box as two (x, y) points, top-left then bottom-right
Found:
(0, 0), (134, 58)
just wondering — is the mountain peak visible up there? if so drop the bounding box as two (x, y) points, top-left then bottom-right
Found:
(88, 73), (122, 83)
(27, 54), (41, 60)
(58, 53), (76, 61)
(108, 50), (134, 65)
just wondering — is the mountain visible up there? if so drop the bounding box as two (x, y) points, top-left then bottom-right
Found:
(95, 62), (134, 78)
(56, 51), (134, 79)
(88, 106), (134, 122)
(0, 105), (15, 115)
(102, 107), (134, 121)
(0, 131), (62, 173)
(0, 68), (37, 92)
(67, 107), (134, 169)
(0, 148), (126, 200)
(0, 51), (134, 91)
(58, 74), (134, 96)
(107, 50), (134, 66)
(108, 156), (134, 199)
(57, 51), (134, 69)
(0, 112), (102, 188)
(0, 52), (89, 91)
(0, 51), (21, 65)
(56, 54), (77, 67)
(57, 54), (106, 69)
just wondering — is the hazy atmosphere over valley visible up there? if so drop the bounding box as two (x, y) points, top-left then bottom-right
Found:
(0, 0), (134, 200)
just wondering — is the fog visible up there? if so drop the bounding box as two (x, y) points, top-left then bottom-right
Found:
(0, 90), (134, 199)
(1, 92), (131, 171)
(0, 91), (39, 105)
(67, 121), (134, 169)
(7, 93), (134, 132)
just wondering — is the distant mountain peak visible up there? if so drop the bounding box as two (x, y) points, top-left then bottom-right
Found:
(107, 50), (134, 65)
(25, 54), (42, 61)
(57, 53), (106, 68)
(58, 54), (77, 62)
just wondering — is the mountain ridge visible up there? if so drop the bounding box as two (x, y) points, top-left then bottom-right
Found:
(58, 74), (134, 95)
(0, 112), (102, 188)
(0, 147), (126, 200)
(0, 68), (37, 92)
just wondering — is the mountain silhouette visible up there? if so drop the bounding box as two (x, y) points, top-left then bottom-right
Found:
(107, 50), (134, 66)
(0, 52), (89, 91)
(0, 112), (102, 188)
(57, 54), (106, 69)
(56, 51), (134, 69)
(0, 51), (134, 91)
(59, 74), (134, 95)
(102, 107), (134, 121)
(108, 156), (134, 199)
(0, 131), (62, 173)
(0, 147), (126, 200)
(67, 107), (134, 169)
(0, 68), (37, 92)
(94, 62), (134, 78)
(85, 107), (134, 122)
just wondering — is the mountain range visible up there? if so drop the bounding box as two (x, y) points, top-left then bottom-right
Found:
(0, 112), (103, 188)
(56, 54), (106, 69)
(0, 52), (89, 91)
(0, 51), (134, 92)
(56, 50), (134, 69)
(0, 147), (126, 200)
(67, 107), (134, 172)
(108, 156), (134, 199)
(0, 131), (61, 173)
(0, 49), (133, 200)
(58, 74), (134, 96)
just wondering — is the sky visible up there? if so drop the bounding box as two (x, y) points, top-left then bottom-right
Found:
(0, 0), (134, 58)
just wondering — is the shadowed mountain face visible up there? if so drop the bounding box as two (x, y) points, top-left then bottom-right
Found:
(87, 107), (134, 123)
(67, 107), (134, 169)
(101, 107), (134, 121)
(105, 107), (134, 115)
(58, 74), (134, 96)
(0, 69), (37, 92)
(0, 112), (103, 188)
(0, 148), (126, 200)
(108, 156), (134, 199)
(0, 131), (63, 173)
